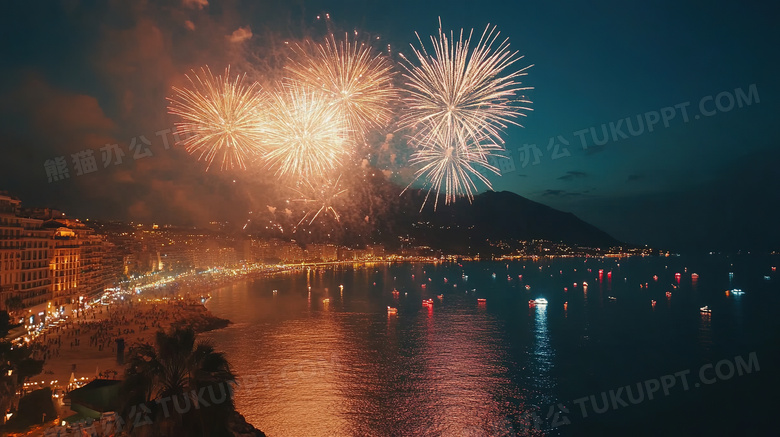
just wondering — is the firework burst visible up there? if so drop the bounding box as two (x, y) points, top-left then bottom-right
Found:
(291, 174), (349, 227)
(168, 66), (267, 170)
(406, 128), (501, 210)
(286, 33), (397, 140)
(399, 22), (532, 152)
(262, 81), (351, 181)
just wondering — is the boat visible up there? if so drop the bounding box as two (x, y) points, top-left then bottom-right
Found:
(525, 285), (531, 290)
(322, 298), (330, 303)
(765, 276), (771, 280)
(436, 294), (444, 300)
(691, 273), (699, 280)
(392, 289), (400, 297)
(608, 296), (617, 301)
(387, 306), (398, 315)
(422, 299), (433, 307)
(272, 289), (278, 294)
(700, 306), (711, 313)
(651, 300), (656, 307)
(492, 273), (497, 279)
(730, 289), (745, 295)
(533, 298), (548, 305)
(666, 291), (672, 297)
(477, 298), (487, 304)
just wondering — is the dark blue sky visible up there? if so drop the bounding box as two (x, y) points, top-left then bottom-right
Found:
(1, 0), (778, 252)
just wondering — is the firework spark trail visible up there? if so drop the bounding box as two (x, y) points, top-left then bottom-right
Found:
(262, 81), (351, 181)
(168, 66), (267, 170)
(405, 128), (501, 210)
(168, 19), (533, 213)
(291, 174), (349, 227)
(286, 33), (397, 141)
(399, 21), (533, 153)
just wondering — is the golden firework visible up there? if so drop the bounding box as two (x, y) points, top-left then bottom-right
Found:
(168, 66), (267, 170)
(286, 33), (397, 140)
(262, 81), (350, 181)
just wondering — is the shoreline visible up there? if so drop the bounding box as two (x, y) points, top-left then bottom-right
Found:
(29, 298), (232, 389)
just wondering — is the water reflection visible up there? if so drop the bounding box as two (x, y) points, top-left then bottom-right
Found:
(199, 258), (774, 436)
(529, 304), (556, 406)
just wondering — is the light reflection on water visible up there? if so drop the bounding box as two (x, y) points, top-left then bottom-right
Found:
(204, 267), (533, 436)
(529, 304), (556, 406)
(201, 257), (777, 436)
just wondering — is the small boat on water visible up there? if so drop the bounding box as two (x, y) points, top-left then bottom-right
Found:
(272, 290), (278, 294)
(322, 298), (330, 303)
(422, 299), (433, 307)
(765, 276), (771, 280)
(392, 289), (400, 297)
(691, 273), (699, 280)
(730, 289), (745, 295)
(651, 300), (657, 307)
(491, 273), (497, 279)
(608, 296), (617, 301)
(525, 285), (531, 291)
(700, 306), (711, 313)
(477, 298), (487, 304)
(436, 294), (444, 300)
(533, 298), (548, 305)
(666, 291), (672, 297)
(387, 306), (398, 315)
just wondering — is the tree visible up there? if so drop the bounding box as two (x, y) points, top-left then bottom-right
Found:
(0, 311), (9, 337)
(3, 297), (22, 315)
(120, 328), (236, 436)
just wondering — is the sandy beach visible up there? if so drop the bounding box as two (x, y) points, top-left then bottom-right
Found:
(27, 297), (229, 388)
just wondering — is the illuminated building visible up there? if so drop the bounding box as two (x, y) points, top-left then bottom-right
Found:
(0, 193), (120, 317)
(0, 193), (52, 313)
(48, 227), (79, 307)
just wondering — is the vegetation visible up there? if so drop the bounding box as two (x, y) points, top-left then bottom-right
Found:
(3, 297), (23, 315)
(4, 387), (56, 430)
(120, 327), (238, 436)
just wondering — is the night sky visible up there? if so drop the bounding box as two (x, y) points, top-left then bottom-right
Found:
(1, 0), (778, 252)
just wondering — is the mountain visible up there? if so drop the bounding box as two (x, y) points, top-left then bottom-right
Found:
(392, 189), (621, 253)
(250, 173), (622, 253)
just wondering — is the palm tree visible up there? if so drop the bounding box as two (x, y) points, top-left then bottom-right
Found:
(120, 328), (236, 436)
